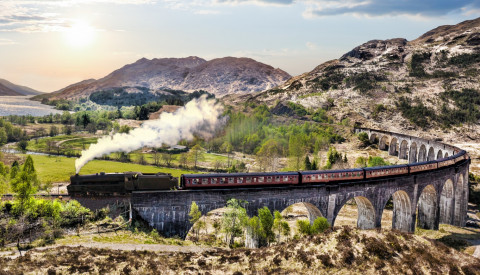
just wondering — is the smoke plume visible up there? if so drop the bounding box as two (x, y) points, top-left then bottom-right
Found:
(75, 95), (223, 174)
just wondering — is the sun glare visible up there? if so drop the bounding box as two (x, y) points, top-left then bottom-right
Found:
(65, 21), (95, 48)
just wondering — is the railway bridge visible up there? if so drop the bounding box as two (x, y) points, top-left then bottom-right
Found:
(132, 128), (470, 238)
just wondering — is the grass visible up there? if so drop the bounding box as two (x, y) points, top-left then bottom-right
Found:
(27, 135), (99, 154)
(129, 151), (229, 167)
(26, 154), (198, 183)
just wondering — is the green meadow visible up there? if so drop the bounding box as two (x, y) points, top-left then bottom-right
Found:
(26, 154), (198, 183)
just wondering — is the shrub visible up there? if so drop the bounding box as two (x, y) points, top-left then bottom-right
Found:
(311, 217), (329, 234)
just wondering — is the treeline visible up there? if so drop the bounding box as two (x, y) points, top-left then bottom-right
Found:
(0, 118), (27, 146)
(203, 104), (344, 171)
(188, 199), (330, 248)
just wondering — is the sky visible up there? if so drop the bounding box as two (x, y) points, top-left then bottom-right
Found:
(0, 0), (479, 93)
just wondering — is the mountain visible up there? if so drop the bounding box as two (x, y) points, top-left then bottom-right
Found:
(0, 83), (22, 96)
(36, 56), (291, 101)
(235, 17), (480, 141)
(0, 78), (42, 96)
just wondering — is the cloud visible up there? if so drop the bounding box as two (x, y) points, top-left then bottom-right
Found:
(302, 0), (480, 18)
(0, 39), (17, 45)
(214, 0), (293, 5)
(0, 0), (156, 33)
(194, 9), (221, 14)
(306, 42), (316, 50)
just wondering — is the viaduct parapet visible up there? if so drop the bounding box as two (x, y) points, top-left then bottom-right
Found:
(132, 128), (470, 238)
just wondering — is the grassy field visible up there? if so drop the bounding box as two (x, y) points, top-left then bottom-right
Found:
(129, 151), (230, 168)
(27, 154), (198, 183)
(27, 135), (98, 154)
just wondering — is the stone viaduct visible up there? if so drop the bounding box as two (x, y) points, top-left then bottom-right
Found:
(132, 128), (470, 238)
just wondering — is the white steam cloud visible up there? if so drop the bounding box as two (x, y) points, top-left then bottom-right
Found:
(75, 95), (223, 174)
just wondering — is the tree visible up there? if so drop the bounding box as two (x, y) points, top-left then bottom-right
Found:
(304, 155), (312, 170)
(179, 153), (188, 168)
(289, 134), (306, 170)
(222, 198), (248, 247)
(0, 128), (7, 146)
(10, 156), (40, 212)
(161, 153), (175, 166)
(189, 201), (202, 240)
(49, 126), (58, 137)
(311, 159), (318, 170)
(258, 207), (274, 245)
(256, 139), (281, 172)
(46, 140), (56, 154)
(358, 132), (370, 147)
(272, 210), (290, 242)
(17, 140), (28, 152)
(152, 151), (161, 166)
(81, 113), (90, 129)
(221, 141), (233, 167)
(63, 125), (73, 135)
(325, 146), (342, 169)
(188, 144), (205, 169)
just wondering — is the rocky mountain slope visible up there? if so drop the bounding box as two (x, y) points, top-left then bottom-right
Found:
(232, 17), (480, 143)
(0, 79), (42, 96)
(36, 56), (291, 101)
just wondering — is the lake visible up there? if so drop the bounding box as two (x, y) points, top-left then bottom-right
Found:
(0, 96), (64, 116)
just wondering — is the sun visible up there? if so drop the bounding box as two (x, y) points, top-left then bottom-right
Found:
(65, 21), (95, 48)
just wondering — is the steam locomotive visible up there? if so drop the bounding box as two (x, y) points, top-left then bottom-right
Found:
(68, 172), (178, 196)
(68, 150), (469, 196)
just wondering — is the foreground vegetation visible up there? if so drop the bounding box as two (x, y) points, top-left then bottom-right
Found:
(1, 227), (479, 274)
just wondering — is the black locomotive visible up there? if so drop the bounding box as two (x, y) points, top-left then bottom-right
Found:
(68, 172), (178, 196)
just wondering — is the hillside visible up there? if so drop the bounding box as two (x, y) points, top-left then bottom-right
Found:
(230, 17), (480, 143)
(34, 56), (291, 101)
(2, 228), (479, 274)
(0, 82), (22, 96)
(0, 78), (42, 96)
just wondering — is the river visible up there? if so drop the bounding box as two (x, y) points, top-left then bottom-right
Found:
(0, 96), (63, 116)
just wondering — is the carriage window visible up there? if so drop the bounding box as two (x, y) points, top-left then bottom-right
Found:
(254, 178), (257, 182)
(275, 176), (280, 182)
(228, 178), (234, 183)
(259, 177), (264, 182)
(238, 178), (244, 184)
(284, 176), (288, 181)
(193, 179), (198, 184)
(211, 178), (217, 184)
(246, 177), (252, 183)
(220, 178), (226, 184)
(267, 177), (272, 182)
(202, 178), (208, 184)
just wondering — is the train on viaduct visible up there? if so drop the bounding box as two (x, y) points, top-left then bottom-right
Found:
(73, 128), (471, 238)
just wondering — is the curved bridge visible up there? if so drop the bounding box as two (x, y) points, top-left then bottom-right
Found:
(132, 128), (470, 237)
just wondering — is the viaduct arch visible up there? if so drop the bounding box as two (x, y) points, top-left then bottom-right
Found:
(132, 128), (470, 238)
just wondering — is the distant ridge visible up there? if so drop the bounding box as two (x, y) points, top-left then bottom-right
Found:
(0, 78), (42, 96)
(0, 82), (22, 96)
(34, 56), (291, 101)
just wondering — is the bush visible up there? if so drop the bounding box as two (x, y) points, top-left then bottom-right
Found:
(312, 217), (329, 234)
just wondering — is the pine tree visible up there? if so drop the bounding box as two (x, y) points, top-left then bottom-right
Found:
(304, 155), (312, 170)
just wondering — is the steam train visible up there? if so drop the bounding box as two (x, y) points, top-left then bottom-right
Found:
(68, 150), (469, 196)
(68, 172), (178, 196)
